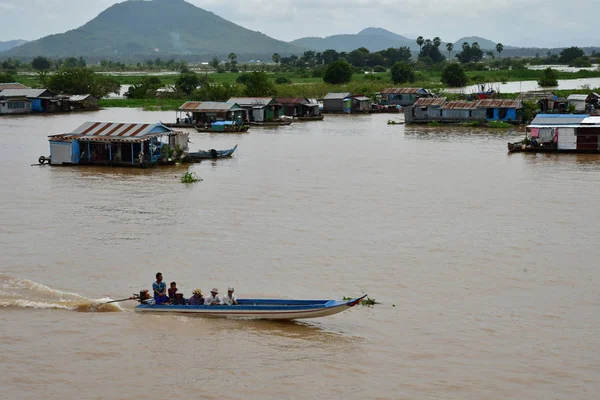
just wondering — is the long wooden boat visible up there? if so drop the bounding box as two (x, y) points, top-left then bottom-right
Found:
(250, 120), (292, 126)
(188, 145), (237, 160)
(195, 124), (249, 133)
(295, 115), (325, 121)
(162, 122), (196, 129)
(135, 295), (367, 320)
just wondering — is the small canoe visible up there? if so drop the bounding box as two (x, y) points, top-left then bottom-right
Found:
(195, 124), (250, 133)
(188, 145), (237, 160)
(250, 120), (292, 126)
(135, 295), (367, 320)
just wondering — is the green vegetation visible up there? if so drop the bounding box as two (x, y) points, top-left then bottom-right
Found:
(390, 62), (415, 84)
(99, 98), (183, 111)
(243, 71), (276, 96)
(343, 296), (378, 306)
(181, 172), (201, 184)
(428, 121), (444, 127)
(441, 63), (468, 87)
(487, 121), (513, 129)
(538, 67), (558, 87)
(323, 60), (353, 84)
(459, 121), (481, 127)
(47, 67), (120, 98)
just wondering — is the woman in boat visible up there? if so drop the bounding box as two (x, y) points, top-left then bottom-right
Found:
(187, 289), (204, 305)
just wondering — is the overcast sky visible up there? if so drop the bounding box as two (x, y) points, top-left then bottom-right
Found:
(0, 0), (598, 48)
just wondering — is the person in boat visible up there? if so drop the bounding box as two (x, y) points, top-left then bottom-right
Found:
(187, 289), (204, 305)
(223, 287), (238, 305)
(153, 272), (169, 304)
(168, 282), (179, 304)
(205, 288), (224, 306)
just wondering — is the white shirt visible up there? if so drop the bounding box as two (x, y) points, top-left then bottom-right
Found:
(223, 294), (237, 305)
(204, 294), (224, 305)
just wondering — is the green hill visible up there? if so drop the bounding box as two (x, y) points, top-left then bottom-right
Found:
(2, 0), (302, 61)
(0, 40), (28, 52)
(452, 36), (501, 50)
(291, 28), (418, 52)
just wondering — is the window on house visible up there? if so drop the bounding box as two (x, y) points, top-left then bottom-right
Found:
(8, 101), (26, 109)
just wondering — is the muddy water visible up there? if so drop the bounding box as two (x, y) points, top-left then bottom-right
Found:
(1, 110), (600, 399)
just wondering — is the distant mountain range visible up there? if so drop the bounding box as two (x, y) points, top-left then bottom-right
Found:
(0, 40), (28, 52)
(291, 29), (509, 53)
(2, 0), (302, 61)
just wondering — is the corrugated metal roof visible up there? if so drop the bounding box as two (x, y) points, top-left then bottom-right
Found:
(440, 101), (477, 110)
(530, 114), (589, 125)
(275, 97), (309, 104)
(0, 89), (52, 98)
(581, 116), (600, 125)
(567, 94), (588, 101)
(0, 82), (28, 90)
(475, 99), (522, 109)
(70, 122), (172, 138)
(179, 101), (241, 112)
(69, 94), (92, 102)
(414, 98), (446, 107)
(380, 87), (427, 94)
(227, 97), (276, 106)
(324, 92), (351, 100)
(354, 96), (371, 101)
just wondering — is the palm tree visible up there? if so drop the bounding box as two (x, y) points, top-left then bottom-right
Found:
(446, 43), (454, 60)
(416, 36), (424, 52)
(496, 43), (504, 59)
(272, 53), (281, 65)
(228, 53), (237, 63)
(472, 42), (480, 50)
(433, 37), (442, 48)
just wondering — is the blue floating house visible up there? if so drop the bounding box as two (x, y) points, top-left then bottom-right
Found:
(47, 122), (189, 166)
(475, 99), (523, 122)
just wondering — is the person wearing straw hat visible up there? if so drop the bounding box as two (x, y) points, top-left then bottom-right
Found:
(205, 288), (224, 306)
(223, 287), (238, 305)
(187, 289), (205, 305)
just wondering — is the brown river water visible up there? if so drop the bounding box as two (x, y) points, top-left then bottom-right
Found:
(1, 110), (600, 399)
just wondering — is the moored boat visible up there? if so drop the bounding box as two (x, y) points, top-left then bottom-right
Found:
(195, 122), (249, 133)
(135, 295), (366, 320)
(188, 145), (237, 160)
(249, 119), (292, 126)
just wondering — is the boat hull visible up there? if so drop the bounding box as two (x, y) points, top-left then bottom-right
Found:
(187, 145), (237, 160)
(134, 296), (365, 320)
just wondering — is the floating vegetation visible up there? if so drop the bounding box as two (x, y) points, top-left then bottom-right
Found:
(428, 121), (444, 127)
(181, 172), (202, 184)
(343, 296), (378, 306)
(459, 121), (481, 127)
(387, 119), (402, 125)
(487, 120), (513, 129)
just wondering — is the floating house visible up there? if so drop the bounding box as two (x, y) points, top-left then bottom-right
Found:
(323, 93), (352, 114)
(227, 97), (284, 122)
(63, 95), (99, 111)
(378, 88), (433, 107)
(404, 98), (446, 123)
(475, 99), (523, 122)
(177, 101), (246, 124)
(352, 96), (372, 113)
(567, 94), (588, 113)
(0, 88), (57, 114)
(47, 122), (189, 167)
(405, 99), (522, 124)
(275, 97), (322, 119)
(509, 115), (600, 153)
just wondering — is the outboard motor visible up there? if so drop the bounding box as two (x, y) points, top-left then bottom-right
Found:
(210, 149), (218, 158)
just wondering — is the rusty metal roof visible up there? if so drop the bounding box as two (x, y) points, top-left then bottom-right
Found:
(380, 87), (428, 95)
(440, 101), (477, 110)
(227, 97), (277, 107)
(49, 122), (185, 143)
(178, 101), (242, 112)
(414, 97), (446, 107)
(0, 82), (28, 90)
(275, 97), (309, 104)
(475, 99), (523, 108)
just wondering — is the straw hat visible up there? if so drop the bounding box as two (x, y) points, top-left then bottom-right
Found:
(211, 288), (219, 294)
(227, 287), (234, 292)
(193, 289), (202, 296)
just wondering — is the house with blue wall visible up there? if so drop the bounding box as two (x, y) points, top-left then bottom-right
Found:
(475, 99), (523, 122)
(0, 88), (55, 114)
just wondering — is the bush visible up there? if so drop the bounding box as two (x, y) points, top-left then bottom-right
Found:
(323, 60), (353, 84)
(441, 63), (468, 87)
(390, 62), (415, 84)
(274, 76), (292, 84)
(373, 65), (386, 72)
(538, 67), (558, 87)
(312, 68), (324, 78)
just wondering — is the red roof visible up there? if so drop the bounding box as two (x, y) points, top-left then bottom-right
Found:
(475, 99), (522, 108)
(441, 101), (477, 110)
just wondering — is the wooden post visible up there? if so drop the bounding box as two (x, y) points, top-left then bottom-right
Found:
(131, 143), (134, 165)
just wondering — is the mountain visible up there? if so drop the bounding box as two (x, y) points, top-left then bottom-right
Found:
(0, 40), (28, 52)
(2, 0), (302, 61)
(291, 28), (418, 52)
(453, 36), (501, 50)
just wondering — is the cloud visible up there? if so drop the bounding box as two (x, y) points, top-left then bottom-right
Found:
(0, 0), (597, 47)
